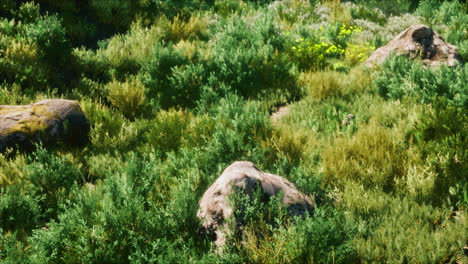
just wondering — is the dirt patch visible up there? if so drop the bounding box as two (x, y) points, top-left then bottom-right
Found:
(270, 105), (290, 124)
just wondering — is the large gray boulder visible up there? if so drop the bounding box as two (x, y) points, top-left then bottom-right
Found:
(197, 161), (313, 248)
(364, 24), (463, 67)
(0, 99), (89, 152)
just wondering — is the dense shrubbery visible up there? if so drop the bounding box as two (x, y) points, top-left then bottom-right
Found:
(375, 56), (467, 107)
(0, 0), (466, 263)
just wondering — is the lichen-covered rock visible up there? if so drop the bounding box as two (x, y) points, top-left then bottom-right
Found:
(364, 24), (463, 67)
(197, 161), (314, 248)
(0, 99), (89, 152)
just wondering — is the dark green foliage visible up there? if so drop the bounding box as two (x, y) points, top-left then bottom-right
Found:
(0, 4), (75, 91)
(292, 207), (356, 264)
(26, 146), (81, 219)
(0, 185), (41, 234)
(141, 43), (195, 108)
(27, 147), (81, 195)
(205, 15), (299, 101)
(24, 15), (70, 64)
(407, 102), (467, 205)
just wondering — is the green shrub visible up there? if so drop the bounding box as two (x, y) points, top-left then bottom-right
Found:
(0, 34), (47, 89)
(17, 2), (40, 24)
(106, 77), (146, 119)
(299, 67), (371, 100)
(374, 56), (467, 108)
(0, 231), (30, 264)
(101, 22), (164, 78)
(349, 3), (387, 25)
(24, 15), (70, 66)
(351, 0), (417, 15)
(72, 48), (110, 83)
(237, 202), (356, 264)
(353, 196), (465, 263)
(162, 14), (210, 42)
(141, 42), (193, 108)
(0, 185), (41, 235)
(0, 151), (26, 186)
(81, 100), (145, 152)
(27, 147), (81, 194)
(322, 121), (406, 191)
(403, 102), (467, 205)
(206, 14), (298, 101)
(143, 109), (192, 154)
(26, 146), (82, 219)
(26, 154), (212, 263)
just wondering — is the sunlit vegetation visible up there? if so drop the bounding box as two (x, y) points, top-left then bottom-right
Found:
(0, 0), (466, 263)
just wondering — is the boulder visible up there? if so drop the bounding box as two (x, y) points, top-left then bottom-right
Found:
(364, 24), (463, 67)
(0, 99), (89, 152)
(197, 161), (313, 248)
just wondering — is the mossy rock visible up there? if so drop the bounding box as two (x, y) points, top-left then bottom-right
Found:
(0, 99), (90, 152)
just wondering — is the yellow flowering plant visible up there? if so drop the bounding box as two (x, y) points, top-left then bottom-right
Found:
(289, 24), (364, 70)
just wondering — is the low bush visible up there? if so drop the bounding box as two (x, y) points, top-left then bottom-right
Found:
(26, 146), (82, 219)
(237, 201), (356, 264)
(206, 14), (299, 102)
(143, 109), (192, 154)
(322, 121), (406, 191)
(353, 196), (465, 263)
(0, 151), (26, 186)
(106, 77), (146, 119)
(374, 56), (467, 108)
(299, 67), (371, 100)
(0, 185), (42, 236)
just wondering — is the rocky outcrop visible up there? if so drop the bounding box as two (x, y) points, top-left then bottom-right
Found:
(0, 99), (89, 152)
(197, 161), (313, 248)
(364, 24), (463, 67)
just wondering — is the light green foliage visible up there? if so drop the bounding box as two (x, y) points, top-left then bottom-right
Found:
(345, 186), (466, 263)
(106, 77), (146, 119)
(1, 0), (466, 263)
(0, 151), (26, 186)
(100, 22), (165, 76)
(288, 24), (363, 70)
(143, 109), (193, 154)
(344, 42), (374, 66)
(228, 186), (355, 264)
(322, 121), (406, 191)
(299, 67), (372, 100)
(374, 56), (467, 107)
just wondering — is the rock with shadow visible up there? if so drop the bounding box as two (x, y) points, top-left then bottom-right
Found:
(197, 161), (314, 250)
(0, 99), (90, 152)
(364, 24), (463, 67)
